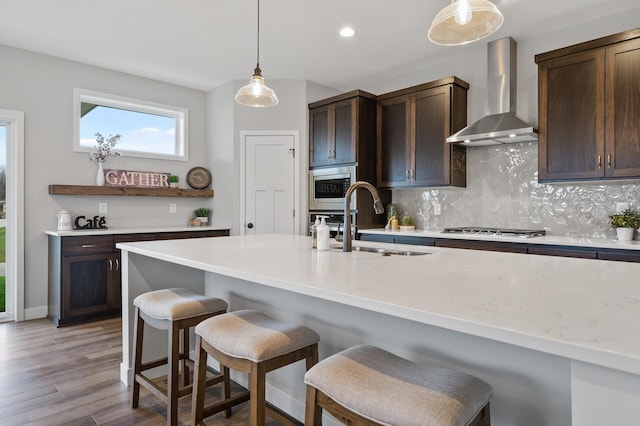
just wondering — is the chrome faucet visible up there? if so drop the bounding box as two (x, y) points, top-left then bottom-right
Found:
(343, 181), (385, 252)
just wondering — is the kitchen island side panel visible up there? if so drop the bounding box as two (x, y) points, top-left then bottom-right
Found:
(204, 272), (571, 426)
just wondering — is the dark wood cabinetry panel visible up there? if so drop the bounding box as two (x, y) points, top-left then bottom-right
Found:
(308, 91), (377, 168)
(435, 239), (528, 253)
(527, 245), (598, 259)
(377, 77), (468, 188)
(62, 253), (114, 319)
(358, 233), (640, 263)
(536, 29), (640, 182)
(605, 38), (640, 177)
(378, 97), (410, 187)
(358, 233), (435, 246)
(309, 106), (330, 166)
(538, 50), (604, 181)
(334, 100), (355, 164)
(155, 229), (230, 240)
(597, 249), (640, 263)
(48, 229), (230, 326)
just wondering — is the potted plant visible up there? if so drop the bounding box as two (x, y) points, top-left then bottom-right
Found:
(609, 208), (639, 241)
(399, 212), (415, 231)
(169, 175), (179, 188)
(194, 208), (210, 225)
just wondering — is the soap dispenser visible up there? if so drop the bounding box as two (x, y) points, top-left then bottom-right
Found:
(316, 216), (330, 251)
(311, 217), (320, 249)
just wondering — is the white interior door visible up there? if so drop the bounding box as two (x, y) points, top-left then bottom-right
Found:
(241, 131), (297, 235)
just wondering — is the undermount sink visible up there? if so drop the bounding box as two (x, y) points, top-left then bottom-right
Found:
(331, 244), (429, 256)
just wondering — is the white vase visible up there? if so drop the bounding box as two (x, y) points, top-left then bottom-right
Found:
(96, 162), (105, 186)
(197, 216), (208, 225)
(616, 227), (634, 241)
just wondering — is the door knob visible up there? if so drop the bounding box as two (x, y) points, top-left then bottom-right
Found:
(247, 223), (254, 229)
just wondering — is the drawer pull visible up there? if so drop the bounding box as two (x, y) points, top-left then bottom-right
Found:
(81, 244), (96, 248)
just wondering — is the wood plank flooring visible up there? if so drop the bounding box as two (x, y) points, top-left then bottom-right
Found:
(0, 317), (281, 425)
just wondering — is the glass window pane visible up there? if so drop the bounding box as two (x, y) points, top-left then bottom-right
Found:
(80, 104), (177, 155)
(74, 89), (188, 161)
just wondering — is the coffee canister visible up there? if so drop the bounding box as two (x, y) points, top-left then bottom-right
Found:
(57, 210), (72, 231)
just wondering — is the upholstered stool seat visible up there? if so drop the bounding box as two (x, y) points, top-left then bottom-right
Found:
(131, 288), (228, 426)
(191, 309), (320, 426)
(304, 344), (493, 426)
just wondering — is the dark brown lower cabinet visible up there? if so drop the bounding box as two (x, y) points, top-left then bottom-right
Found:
(62, 252), (115, 321)
(357, 233), (640, 263)
(48, 229), (229, 326)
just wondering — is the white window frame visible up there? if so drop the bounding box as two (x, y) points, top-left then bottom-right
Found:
(73, 88), (189, 161)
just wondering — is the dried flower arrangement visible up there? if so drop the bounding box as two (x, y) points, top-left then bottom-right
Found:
(90, 132), (122, 163)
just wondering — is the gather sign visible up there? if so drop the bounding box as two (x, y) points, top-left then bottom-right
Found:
(104, 169), (171, 188)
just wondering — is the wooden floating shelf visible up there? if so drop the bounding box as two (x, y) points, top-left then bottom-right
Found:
(49, 184), (213, 198)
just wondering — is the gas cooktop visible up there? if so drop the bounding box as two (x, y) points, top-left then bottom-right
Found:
(442, 227), (546, 238)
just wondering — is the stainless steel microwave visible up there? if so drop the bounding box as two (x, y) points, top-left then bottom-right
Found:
(308, 166), (357, 211)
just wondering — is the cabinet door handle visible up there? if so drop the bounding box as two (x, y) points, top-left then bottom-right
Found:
(597, 155), (602, 169)
(410, 169), (415, 180)
(81, 244), (96, 248)
(115, 258), (119, 271)
(108, 258), (113, 270)
(607, 154), (612, 168)
(405, 169), (410, 180)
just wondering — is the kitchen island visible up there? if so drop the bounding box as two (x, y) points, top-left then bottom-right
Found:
(117, 234), (640, 426)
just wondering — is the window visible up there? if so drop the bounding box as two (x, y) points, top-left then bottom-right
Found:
(74, 89), (189, 161)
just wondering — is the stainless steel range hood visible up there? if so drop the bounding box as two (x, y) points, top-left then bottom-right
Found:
(447, 37), (538, 146)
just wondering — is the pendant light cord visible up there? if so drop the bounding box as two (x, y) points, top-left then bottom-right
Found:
(256, 0), (261, 70)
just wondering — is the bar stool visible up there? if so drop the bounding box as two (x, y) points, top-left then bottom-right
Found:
(131, 288), (228, 426)
(304, 344), (493, 426)
(191, 309), (320, 426)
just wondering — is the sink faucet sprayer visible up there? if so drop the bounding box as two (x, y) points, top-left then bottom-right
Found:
(343, 181), (385, 252)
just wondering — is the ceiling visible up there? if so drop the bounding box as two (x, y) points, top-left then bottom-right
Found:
(0, 0), (638, 92)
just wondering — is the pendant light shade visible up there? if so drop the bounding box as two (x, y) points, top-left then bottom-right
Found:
(235, 0), (278, 107)
(428, 0), (504, 46)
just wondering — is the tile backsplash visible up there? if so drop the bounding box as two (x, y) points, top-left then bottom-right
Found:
(392, 143), (640, 238)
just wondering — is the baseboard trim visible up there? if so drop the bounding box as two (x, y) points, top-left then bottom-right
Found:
(24, 306), (48, 321)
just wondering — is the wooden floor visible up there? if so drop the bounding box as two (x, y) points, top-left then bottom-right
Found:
(0, 317), (281, 426)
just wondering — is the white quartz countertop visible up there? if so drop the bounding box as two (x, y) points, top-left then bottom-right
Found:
(117, 234), (640, 375)
(45, 225), (230, 237)
(359, 228), (640, 250)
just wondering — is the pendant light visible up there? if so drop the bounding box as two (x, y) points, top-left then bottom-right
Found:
(235, 0), (278, 107)
(428, 0), (504, 46)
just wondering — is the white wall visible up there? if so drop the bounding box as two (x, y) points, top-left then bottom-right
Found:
(0, 45), (209, 318)
(206, 79), (340, 236)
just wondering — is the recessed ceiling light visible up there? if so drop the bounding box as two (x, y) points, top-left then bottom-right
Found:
(339, 27), (356, 38)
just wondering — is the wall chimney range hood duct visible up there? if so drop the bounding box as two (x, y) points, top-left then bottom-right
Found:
(446, 37), (538, 146)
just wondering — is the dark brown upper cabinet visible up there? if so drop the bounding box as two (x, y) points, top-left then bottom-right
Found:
(536, 29), (640, 182)
(377, 77), (468, 188)
(308, 90), (377, 168)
